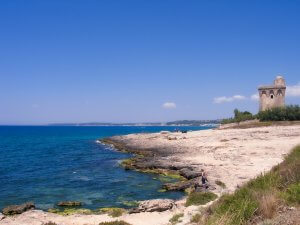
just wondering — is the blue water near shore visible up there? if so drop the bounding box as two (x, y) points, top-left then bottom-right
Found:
(0, 126), (212, 210)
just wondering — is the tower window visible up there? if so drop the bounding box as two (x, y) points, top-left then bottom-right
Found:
(271, 95), (274, 99)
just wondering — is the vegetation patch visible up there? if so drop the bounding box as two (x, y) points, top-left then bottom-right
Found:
(215, 180), (226, 188)
(258, 105), (300, 121)
(99, 208), (126, 217)
(169, 213), (184, 224)
(222, 105), (300, 125)
(222, 109), (255, 124)
(282, 183), (300, 205)
(195, 145), (300, 225)
(190, 213), (202, 223)
(48, 208), (60, 213)
(121, 200), (139, 208)
(98, 221), (132, 225)
(185, 192), (218, 207)
(159, 170), (186, 181)
(49, 208), (92, 216)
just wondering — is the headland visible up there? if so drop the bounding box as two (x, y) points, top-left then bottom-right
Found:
(1, 123), (300, 225)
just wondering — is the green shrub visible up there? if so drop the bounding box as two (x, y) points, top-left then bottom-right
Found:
(209, 188), (258, 225)
(185, 191), (218, 206)
(258, 105), (300, 121)
(283, 183), (300, 204)
(222, 109), (255, 124)
(99, 221), (132, 225)
(43, 222), (59, 225)
(169, 213), (184, 224)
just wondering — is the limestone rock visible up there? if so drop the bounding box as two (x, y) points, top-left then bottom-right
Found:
(163, 178), (200, 191)
(0, 213), (5, 220)
(2, 202), (35, 215)
(129, 199), (175, 213)
(179, 168), (202, 179)
(57, 201), (82, 207)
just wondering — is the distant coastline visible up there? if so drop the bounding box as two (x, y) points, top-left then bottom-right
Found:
(47, 119), (221, 127)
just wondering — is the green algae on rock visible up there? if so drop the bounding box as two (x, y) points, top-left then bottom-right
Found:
(98, 208), (126, 217)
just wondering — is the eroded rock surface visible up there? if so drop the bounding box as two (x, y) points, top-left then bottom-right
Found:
(129, 199), (175, 213)
(163, 178), (200, 191)
(2, 202), (35, 215)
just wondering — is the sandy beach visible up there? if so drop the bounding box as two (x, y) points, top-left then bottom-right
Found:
(1, 124), (300, 225)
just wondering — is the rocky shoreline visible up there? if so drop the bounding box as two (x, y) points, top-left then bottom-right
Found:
(101, 136), (207, 193)
(2, 125), (300, 225)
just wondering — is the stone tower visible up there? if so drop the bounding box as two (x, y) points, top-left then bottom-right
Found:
(258, 76), (286, 111)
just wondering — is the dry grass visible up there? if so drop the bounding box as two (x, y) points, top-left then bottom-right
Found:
(257, 192), (278, 219)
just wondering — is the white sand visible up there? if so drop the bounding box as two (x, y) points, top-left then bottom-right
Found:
(1, 125), (299, 225)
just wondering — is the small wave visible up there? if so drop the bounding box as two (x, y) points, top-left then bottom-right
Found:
(95, 140), (117, 151)
(74, 175), (91, 181)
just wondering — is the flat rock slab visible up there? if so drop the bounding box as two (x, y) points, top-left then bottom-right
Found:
(2, 202), (35, 215)
(179, 168), (202, 179)
(129, 199), (175, 213)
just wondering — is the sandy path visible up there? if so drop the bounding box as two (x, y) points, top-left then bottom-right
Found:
(1, 125), (299, 225)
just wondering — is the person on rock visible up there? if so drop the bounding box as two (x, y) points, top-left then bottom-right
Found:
(201, 169), (209, 189)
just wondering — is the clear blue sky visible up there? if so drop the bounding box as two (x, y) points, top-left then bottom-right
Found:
(1, 0), (300, 125)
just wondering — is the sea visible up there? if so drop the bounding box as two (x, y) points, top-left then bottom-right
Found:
(0, 126), (213, 210)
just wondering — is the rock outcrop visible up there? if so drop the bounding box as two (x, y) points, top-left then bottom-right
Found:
(163, 178), (200, 191)
(129, 199), (175, 213)
(101, 137), (206, 192)
(179, 168), (202, 179)
(2, 202), (35, 215)
(57, 201), (82, 207)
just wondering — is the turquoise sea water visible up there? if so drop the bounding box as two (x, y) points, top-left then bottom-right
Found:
(0, 126), (212, 210)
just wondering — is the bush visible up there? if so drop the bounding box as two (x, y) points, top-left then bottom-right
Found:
(258, 105), (300, 121)
(222, 109), (255, 124)
(185, 191), (218, 206)
(283, 183), (300, 204)
(169, 213), (184, 224)
(99, 221), (132, 225)
(43, 222), (59, 225)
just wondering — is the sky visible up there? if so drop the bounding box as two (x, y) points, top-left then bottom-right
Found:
(0, 0), (300, 125)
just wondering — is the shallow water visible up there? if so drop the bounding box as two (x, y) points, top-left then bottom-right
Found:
(0, 126), (212, 210)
